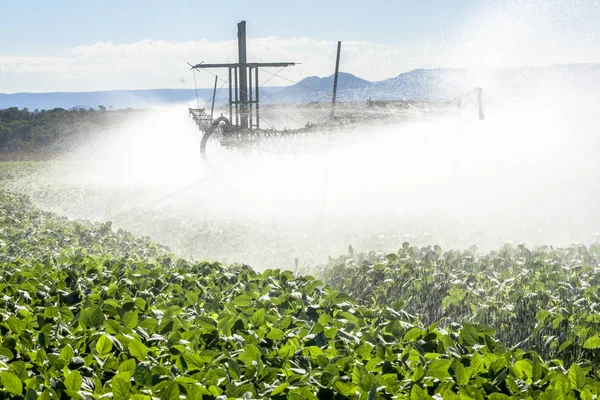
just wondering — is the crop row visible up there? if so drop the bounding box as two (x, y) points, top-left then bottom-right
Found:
(1, 188), (600, 398)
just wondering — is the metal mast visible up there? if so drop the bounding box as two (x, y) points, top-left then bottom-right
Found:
(331, 41), (342, 119)
(237, 21), (249, 129)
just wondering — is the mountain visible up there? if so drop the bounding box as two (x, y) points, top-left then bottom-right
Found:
(2, 64), (600, 110)
(270, 64), (600, 104)
(269, 72), (372, 103)
(0, 87), (285, 111)
(372, 64), (600, 101)
(370, 68), (469, 100)
(264, 69), (474, 104)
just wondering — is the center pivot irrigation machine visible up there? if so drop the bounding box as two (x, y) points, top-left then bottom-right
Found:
(188, 21), (485, 161)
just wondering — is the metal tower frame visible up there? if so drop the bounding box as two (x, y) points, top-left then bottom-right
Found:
(191, 21), (296, 130)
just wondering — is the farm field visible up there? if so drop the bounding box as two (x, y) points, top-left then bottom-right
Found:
(1, 161), (600, 399)
(4, 0), (600, 398)
(0, 158), (486, 271)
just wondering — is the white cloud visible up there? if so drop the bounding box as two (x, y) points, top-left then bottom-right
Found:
(0, 55), (74, 74)
(2, 0), (600, 93)
(1, 37), (442, 93)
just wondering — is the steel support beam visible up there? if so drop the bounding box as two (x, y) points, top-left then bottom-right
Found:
(228, 67), (233, 122)
(249, 66), (253, 128)
(476, 87), (484, 120)
(192, 62), (295, 69)
(238, 21), (249, 129)
(210, 75), (218, 120)
(255, 67), (260, 129)
(331, 41), (341, 119)
(234, 67), (239, 126)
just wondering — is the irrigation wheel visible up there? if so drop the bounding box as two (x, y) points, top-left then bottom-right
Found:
(200, 116), (233, 161)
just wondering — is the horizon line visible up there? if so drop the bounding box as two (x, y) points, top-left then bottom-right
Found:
(2, 62), (599, 95)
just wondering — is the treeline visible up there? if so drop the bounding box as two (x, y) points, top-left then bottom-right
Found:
(0, 107), (140, 153)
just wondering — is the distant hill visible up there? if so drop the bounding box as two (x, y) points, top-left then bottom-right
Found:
(369, 68), (470, 101)
(0, 87), (285, 111)
(268, 72), (372, 103)
(2, 64), (600, 110)
(264, 69), (467, 104)
(270, 64), (600, 104)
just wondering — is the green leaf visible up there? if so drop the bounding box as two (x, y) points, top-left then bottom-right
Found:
(139, 317), (158, 331)
(44, 306), (59, 318)
(218, 317), (234, 336)
(198, 350), (219, 363)
(454, 363), (471, 385)
(568, 363), (585, 390)
(112, 377), (131, 400)
(250, 308), (266, 326)
(185, 385), (208, 400)
(90, 305), (105, 328)
(470, 352), (484, 375)
(532, 356), (542, 382)
(513, 359), (532, 380)
(488, 394), (511, 400)
(428, 359), (452, 380)
(267, 328), (286, 340)
(459, 324), (480, 346)
(0, 347), (14, 361)
(105, 319), (122, 334)
(186, 385), (206, 400)
(96, 334), (113, 356)
(412, 365), (425, 382)
(134, 297), (147, 312)
(107, 284), (119, 296)
(226, 358), (242, 380)
(328, 292), (355, 305)
(554, 374), (570, 399)
(297, 345), (321, 360)
(404, 327), (424, 341)
(60, 306), (75, 321)
(583, 335), (600, 349)
(226, 381), (255, 398)
(123, 311), (139, 330)
(367, 383), (377, 400)
(581, 389), (593, 400)
(184, 291), (199, 305)
(338, 311), (359, 324)
(231, 294), (252, 307)
(184, 353), (204, 371)
(6, 316), (23, 334)
(130, 395), (151, 400)
(65, 370), (82, 392)
(0, 371), (22, 396)
(559, 340), (573, 353)
(490, 358), (507, 377)
(334, 381), (358, 397)
(410, 384), (431, 400)
(133, 364), (152, 386)
(129, 339), (148, 360)
(207, 385), (223, 397)
(271, 382), (289, 396)
(355, 343), (374, 360)
(476, 325), (496, 337)
(160, 381), (180, 400)
(118, 358), (137, 374)
(238, 345), (261, 367)
(60, 344), (75, 361)
(25, 388), (37, 400)
(535, 309), (551, 321)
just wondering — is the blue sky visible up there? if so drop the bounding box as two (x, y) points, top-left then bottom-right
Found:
(1, 0), (599, 92)
(1, 0), (479, 53)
